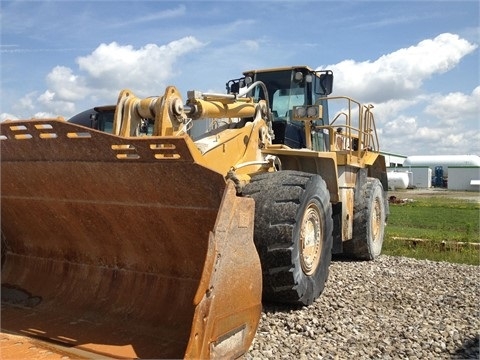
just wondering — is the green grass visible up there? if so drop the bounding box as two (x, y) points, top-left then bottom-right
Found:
(383, 196), (480, 265)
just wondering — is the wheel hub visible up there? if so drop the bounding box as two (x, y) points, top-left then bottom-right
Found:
(300, 203), (323, 276)
(371, 198), (382, 242)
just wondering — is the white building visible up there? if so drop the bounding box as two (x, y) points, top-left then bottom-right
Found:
(382, 151), (407, 168)
(409, 167), (432, 189)
(403, 155), (480, 176)
(402, 155), (480, 191)
(448, 166), (480, 191)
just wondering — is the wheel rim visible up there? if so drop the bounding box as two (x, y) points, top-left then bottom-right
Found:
(300, 203), (323, 276)
(371, 197), (382, 242)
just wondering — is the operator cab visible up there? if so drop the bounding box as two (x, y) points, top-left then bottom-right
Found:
(68, 105), (154, 135)
(227, 66), (333, 150)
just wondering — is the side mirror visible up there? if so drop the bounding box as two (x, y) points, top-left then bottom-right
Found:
(226, 77), (251, 94)
(230, 82), (240, 94)
(315, 71), (333, 95)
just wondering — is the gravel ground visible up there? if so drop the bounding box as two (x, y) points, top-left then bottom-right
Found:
(245, 255), (480, 359)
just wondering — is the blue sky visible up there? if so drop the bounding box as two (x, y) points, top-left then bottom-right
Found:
(1, 0), (479, 156)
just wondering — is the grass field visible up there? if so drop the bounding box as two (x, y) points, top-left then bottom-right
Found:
(383, 189), (480, 265)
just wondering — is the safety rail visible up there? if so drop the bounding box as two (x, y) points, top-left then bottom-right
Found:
(315, 96), (380, 156)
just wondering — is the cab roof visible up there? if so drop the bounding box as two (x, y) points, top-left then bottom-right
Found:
(243, 65), (315, 75)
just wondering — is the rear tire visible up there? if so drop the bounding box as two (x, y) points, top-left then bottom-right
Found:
(242, 171), (333, 305)
(345, 177), (386, 260)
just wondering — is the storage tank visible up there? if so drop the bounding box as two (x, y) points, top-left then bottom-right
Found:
(403, 155), (480, 176)
(387, 171), (410, 189)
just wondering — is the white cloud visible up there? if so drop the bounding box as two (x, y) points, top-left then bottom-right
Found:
(314, 33), (479, 156)
(10, 92), (37, 117)
(46, 66), (88, 101)
(383, 115), (419, 136)
(370, 98), (422, 127)
(241, 40), (261, 51)
(3, 37), (205, 119)
(76, 37), (205, 95)
(107, 5), (187, 28)
(0, 113), (19, 122)
(37, 89), (76, 115)
(319, 33), (477, 103)
(31, 111), (61, 119)
(424, 86), (480, 125)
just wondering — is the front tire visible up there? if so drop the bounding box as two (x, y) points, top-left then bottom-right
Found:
(242, 171), (333, 305)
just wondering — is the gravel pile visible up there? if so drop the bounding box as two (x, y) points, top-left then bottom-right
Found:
(246, 255), (479, 359)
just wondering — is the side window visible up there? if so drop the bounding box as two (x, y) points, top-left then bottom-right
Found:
(272, 89), (289, 119)
(100, 112), (114, 133)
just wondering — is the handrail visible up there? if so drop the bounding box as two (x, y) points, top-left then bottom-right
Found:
(314, 96), (380, 156)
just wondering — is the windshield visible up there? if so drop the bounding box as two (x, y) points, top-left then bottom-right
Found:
(251, 70), (312, 121)
(271, 87), (305, 119)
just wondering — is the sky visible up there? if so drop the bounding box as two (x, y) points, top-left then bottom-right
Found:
(1, 0), (479, 156)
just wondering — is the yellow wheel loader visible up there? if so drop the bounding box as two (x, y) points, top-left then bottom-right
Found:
(1, 66), (388, 359)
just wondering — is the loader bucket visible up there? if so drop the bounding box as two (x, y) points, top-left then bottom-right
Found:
(0, 119), (262, 359)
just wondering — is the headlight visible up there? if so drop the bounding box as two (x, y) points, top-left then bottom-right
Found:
(307, 106), (319, 117)
(293, 105), (322, 120)
(294, 106), (307, 118)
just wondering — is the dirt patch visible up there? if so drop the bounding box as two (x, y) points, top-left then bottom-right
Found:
(388, 188), (480, 203)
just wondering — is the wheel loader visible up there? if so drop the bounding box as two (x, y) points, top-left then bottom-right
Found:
(1, 66), (388, 359)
